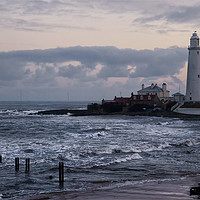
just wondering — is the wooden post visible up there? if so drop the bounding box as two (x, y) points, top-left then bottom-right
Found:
(15, 157), (19, 171)
(0, 155), (2, 163)
(25, 158), (30, 172)
(59, 162), (64, 185)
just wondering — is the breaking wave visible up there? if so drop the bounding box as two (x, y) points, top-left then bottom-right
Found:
(93, 153), (142, 167)
(0, 109), (38, 116)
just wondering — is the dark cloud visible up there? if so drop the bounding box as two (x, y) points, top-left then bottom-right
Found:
(58, 64), (86, 79)
(161, 5), (200, 24)
(0, 46), (187, 84)
(0, 58), (26, 81)
(130, 47), (186, 77)
(24, 65), (57, 87)
(133, 4), (200, 28)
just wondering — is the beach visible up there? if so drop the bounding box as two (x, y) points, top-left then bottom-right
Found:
(27, 175), (199, 200)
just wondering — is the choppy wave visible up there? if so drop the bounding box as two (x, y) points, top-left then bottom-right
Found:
(0, 102), (200, 199)
(83, 126), (111, 133)
(0, 109), (38, 116)
(77, 142), (171, 159)
(93, 153), (142, 167)
(141, 142), (170, 152)
(170, 139), (200, 147)
(88, 131), (109, 138)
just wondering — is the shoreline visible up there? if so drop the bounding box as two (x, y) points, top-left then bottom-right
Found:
(26, 175), (200, 200)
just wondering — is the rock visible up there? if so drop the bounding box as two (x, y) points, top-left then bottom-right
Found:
(190, 186), (200, 195)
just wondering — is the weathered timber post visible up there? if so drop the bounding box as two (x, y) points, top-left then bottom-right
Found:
(15, 157), (19, 171)
(25, 158), (30, 173)
(59, 162), (64, 186)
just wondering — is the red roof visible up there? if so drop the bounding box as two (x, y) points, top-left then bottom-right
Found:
(102, 95), (158, 104)
(114, 97), (131, 103)
(131, 95), (157, 101)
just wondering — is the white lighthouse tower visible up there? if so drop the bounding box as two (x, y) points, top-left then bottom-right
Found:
(185, 32), (200, 102)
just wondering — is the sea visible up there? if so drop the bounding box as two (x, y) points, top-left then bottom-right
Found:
(0, 101), (200, 199)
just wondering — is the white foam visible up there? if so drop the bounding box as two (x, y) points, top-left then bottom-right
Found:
(96, 145), (142, 155)
(100, 177), (185, 190)
(122, 147), (142, 153)
(97, 153), (142, 167)
(112, 154), (142, 163)
(89, 131), (108, 138)
(23, 110), (41, 115)
(142, 142), (170, 152)
(0, 109), (39, 116)
(159, 122), (170, 125)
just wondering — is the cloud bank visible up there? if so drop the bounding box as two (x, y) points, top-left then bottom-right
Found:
(0, 46), (187, 100)
(0, 46), (187, 80)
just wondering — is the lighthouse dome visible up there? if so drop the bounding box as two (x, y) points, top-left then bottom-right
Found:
(193, 32), (197, 36)
(190, 32), (199, 47)
(191, 32), (199, 39)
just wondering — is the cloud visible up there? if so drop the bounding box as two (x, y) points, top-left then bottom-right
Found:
(0, 57), (27, 81)
(159, 5), (200, 24)
(1, 0), (199, 35)
(0, 0), (97, 32)
(0, 45), (188, 100)
(133, 3), (200, 31)
(24, 65), (58, 87)
(0, 46), (187, 84)
(58, 64), (86, 79)
(0, 0), (194, 100)
(129, 47), (187, 77)
(0, 15), (97, 32)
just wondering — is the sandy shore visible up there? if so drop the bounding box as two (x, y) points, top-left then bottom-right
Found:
(26, 175), (200, 200)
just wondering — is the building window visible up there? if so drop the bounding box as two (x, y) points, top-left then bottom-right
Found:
(148, 96), (151, 100)
(198, 51), (199, 55)
(198, 75), (200, 78)
(190, 97), (192, 100)
(140, 96), (143, 100)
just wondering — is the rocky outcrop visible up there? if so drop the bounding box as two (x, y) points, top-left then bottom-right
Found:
(37, 109), (200, 119)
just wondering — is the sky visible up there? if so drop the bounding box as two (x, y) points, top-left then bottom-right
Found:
(0, 0), (199, 101)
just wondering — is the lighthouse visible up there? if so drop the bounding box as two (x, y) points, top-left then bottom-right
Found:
(185, 32), (200, 102)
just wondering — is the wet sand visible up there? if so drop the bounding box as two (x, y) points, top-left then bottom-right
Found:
(27, 175), (200, 200)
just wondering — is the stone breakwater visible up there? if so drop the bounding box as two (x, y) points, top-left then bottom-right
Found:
(37, 109), (200, 119)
